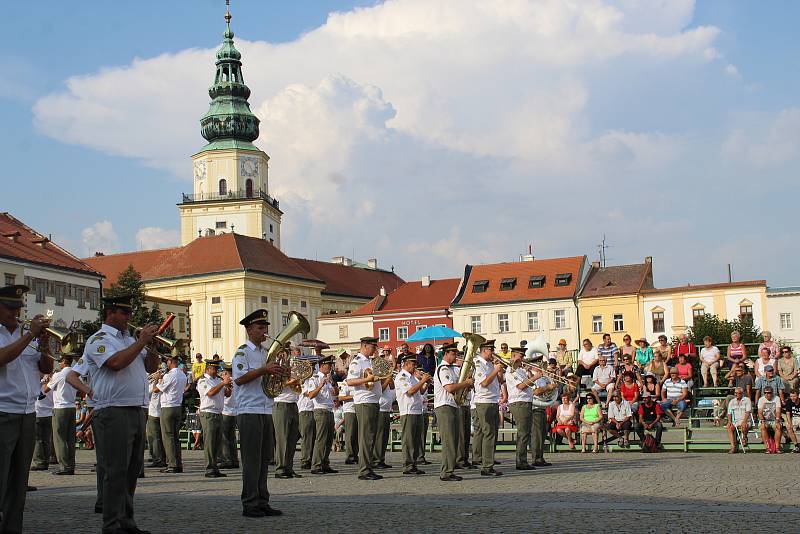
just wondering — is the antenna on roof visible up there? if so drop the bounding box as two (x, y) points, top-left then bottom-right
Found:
(597, 235), (610, 268)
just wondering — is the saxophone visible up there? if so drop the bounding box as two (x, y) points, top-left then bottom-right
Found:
(261, 311), (312, 397)
(453, 332), (485, 406)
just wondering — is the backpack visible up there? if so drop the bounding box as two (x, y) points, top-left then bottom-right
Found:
(766, 436), (778, 454)
(642, 435), (658, 453)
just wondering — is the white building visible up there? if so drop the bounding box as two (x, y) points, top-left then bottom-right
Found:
(766, 287), (800, 348)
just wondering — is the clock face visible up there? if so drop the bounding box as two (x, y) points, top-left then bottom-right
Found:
(193, 160), (207, 181)
(241, 158), (258, 177)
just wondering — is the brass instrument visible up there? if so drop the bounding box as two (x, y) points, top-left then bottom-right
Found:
(288, 357), (315, 393)
(20, 310), (78, 357)
(454, 332), (485, 406)
(130, 314), (177, 360)
(262, 311), (311, 397)
(363, 356), (394, 390)
(495, 354), (571, 386)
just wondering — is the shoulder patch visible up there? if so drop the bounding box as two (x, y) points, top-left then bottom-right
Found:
(97, 345), (106, 354)
(237, 363), (244, 370)
(77, 358), (84, 365)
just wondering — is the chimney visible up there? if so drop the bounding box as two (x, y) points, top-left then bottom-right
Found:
(379, 286), (386, 296)
(94, 252), (105, 257)
(367, 258), (378, 269)
(520, 254), (534, 262)
(591, 261), (600, 269)
(645, 256), (652, 264)
(421, 275), (431, 287)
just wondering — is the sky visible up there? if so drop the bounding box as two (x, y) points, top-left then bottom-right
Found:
(5, 0), (800, 288)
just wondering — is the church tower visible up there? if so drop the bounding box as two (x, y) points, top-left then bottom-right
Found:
(178, 2), (282, 247)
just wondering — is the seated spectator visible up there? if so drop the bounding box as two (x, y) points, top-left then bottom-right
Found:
(560, 372), (580, 402)
(591, 356), (616, 404)
(675, 353), (694, 390)
(725, 387), (752, 453)
(617, 371), (641, 412)
(552, 392), (578, 449)
(726, 331), (747, 369)
(754, 366), (786, 404)
(754, 347), (776, 379)
(636, 393), (664, 448)
(777, 347), (799, 394)
(635, 338), (653, 368)
(758, 331), (780, 359)
(781, 390), (800, 453)
(642, 373), (660, 401)
(645, 351), (668, 384)
(660, 368), (689, 426)
(699, 336), (721, 388)
(606, 392), (633, 448)
(615, 353), (640, 381)
(757, 387), (782, 454)
(653, 335), (674, 366)
(597, 333), (620, 367)
(555, 339), (572, 371)
(619, 335), (636, 361)
(674, 333), (696, 365)
(579, 395), (603, 453)
(546, 357), (562, 378)
(576, 339), (598, 378)
(727, 364), (754, 400)
(190, 353), (205, 384)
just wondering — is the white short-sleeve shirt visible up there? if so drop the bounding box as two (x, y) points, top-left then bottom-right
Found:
(505, 367), (533, 404)
(48, 366), (78, 409)
(346, 354), (382, 405)
(222, 383), (237, 416)
(232, 341), (274, 415)
(304, 372), (335, 411)
(0, 324), (44, 414)
(379, 382), (396, 413)
(197, 373), (224, 414)
(159, 367), (187, 408)
(338, 383), (355, 414)
(35, 382), (54, 418)
(395, 370), (423, 415)
(83, 324), (149, 411)
(434, 363), (458, 409)
(148, 382), (161, 418)
(473, 356), (500, 404)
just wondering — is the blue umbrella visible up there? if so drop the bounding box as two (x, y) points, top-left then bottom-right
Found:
(406, 325), (461, 343)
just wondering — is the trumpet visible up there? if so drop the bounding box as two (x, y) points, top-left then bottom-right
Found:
(130, 314), (177, 360)
(20, 310), (78, 357)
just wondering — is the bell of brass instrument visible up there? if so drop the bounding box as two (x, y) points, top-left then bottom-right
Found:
(363, 356), (394, 390)
(288, 358), (314, 393)
(454, 331), (485, 406)
(20, 311), (78, 356)
(262, 311), (311, 397)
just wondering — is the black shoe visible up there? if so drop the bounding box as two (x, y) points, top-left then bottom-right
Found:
(299, 462), (312, 470)
(288, 471), (303, 478)
(217, 462), (234, 469)
(493, 460), (501, 465)
(321, 467), (338, 474)
(205, 471), (227, 478)
(138, 472), (145, 479)
(516, 464), (536, 471)
(147, 462), (167, 468)
(159, 467), (183, 473)
(533, 460), (552, 467)
(376, 462), (392, 469)
(54, 469), (75, 475)
(26, 485), (37, 491)
(403, 467), (425, 475)
(243, 509), (266, 518)
(418, 459), (432, 465)
(358, 472), (383, 480)
(480, 468), (503, 476)
(260, 505), (283, 516)
(123, 528), (151, 534)
(344, 458), (357, 465)
(465, 463), (479, 470)
(310, 469), (324, 475)
(30, 465), (48, 471)
(275, 472), (293, 479)
(94, 505), (102, 514)
(439, 474), (463, 481)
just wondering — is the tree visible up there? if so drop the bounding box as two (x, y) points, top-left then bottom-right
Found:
(682, 314), (764, 346)
(103, 265), (149, 326)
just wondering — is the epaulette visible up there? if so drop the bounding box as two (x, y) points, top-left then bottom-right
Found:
(238, 344), (247, 350)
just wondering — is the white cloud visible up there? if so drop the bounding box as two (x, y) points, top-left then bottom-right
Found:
(81, 221), (119, 256)
(722, 108), (800, 168)
(725, 63), (740, 77)
(135, 227), (179, 251)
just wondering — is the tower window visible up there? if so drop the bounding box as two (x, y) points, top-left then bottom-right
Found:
(246, 179), (253, 197)
(215, 221), (227, 229)
(219, 179), (227, 195)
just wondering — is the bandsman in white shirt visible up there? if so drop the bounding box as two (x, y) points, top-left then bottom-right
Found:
(434, 343), (473, 481)
(273, 345), (302, 479)
(376, 354), (396, 470)
(304, 355), (339, 474)
(155, 356), (188, 473)
(0, 285), (53, 533)
(472, 339), (505, 476)
(146, 372), (166, 468)
(395, 354), (431, 474)
(453, 352), (476, 470)
(232, 309), (287, 518)
(77, 294), (160, 534)
(295, 339), (328, 470)
(47, 354), (78, 475)
(218, 366), (239, 469)
(505, 347), (536, 470)
(31, 373), (55, 471)
(197, 358), (231, 477)
(346, 336), (384, 480)
(338, 381), (358, 464)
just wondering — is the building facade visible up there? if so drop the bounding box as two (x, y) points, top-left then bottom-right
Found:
(639, 280), (768, 341)
(577, 258), (654, 345)
(451, 256), (589, 351)
(766, 287), (800, 348)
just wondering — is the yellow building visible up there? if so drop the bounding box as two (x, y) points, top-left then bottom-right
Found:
(577, 258), (654, 345)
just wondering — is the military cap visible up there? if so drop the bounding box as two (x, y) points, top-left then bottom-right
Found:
(102, 294), (133, 309)
(205, 359), (224, 367)
(400, 353), (417, 363)
(0, 285), (28, 309)
(360, 336), (379, 346)
(510, 346), (527, 354)
(479, 339), (496, 349)
(441, 342), (459, 353)
(240, 309), (269, 326)
(318, 355), (334, 365)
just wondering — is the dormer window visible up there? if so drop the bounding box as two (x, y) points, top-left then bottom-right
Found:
(500, 278), (517, 291)
(529, 275), (545, 289)
(555, 273), (572, 286)
(472, 280), (489, 293)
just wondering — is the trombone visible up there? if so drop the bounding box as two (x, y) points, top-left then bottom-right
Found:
(493, 354), (571, 386)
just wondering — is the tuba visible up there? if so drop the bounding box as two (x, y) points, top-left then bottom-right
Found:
(454, 332), (485, 406)
(262, 311), (311, 397)
(524, 334), (549, 363)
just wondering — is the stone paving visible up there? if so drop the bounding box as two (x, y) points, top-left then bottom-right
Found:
(24, 449), (800, 533)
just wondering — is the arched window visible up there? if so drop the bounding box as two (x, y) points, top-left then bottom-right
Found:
(218, 179), (227, 196)
(245, 179), (253, 197)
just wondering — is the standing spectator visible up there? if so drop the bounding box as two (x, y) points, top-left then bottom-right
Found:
(727, 364), (755, 400)
(642, 373), (661, 401)
(754, 347), (776, 379)
(758, 331), (780, 359)
(758, 388), (782, 453)
(597, 334), (620, 367)
(777, 346), (799, 394)
(619, 335), (636, 361)
(606, 392), (633, 447)
(591, 356), (615, 404)
(579, 395), (603, 453)
(699, 336), (721, 388)
(754, 366), (785, 404)
(725, 387), (752, 453)
(576, 339), (598, 378)
(552, 393), (577, 449)
(781, 390), (800, 453)
(635, 338), (654, 368)
(653, 335), (674, 366)
(674, 333), (696, 365)
(660, 369), (689, 426)
(554, 339), (572, 372)
(191, 353), (205, 383)
(333, 349), (352, 382)
(417, 343), (437, 377)
(675, 353), (694, 390)
(645, 351), (668, 384)
(636, 393), (664, 448)
(726, 331), (747, 369)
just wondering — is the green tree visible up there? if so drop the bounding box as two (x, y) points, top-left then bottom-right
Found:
(103, 265), (149, 326)
(682, 314), (764, 346)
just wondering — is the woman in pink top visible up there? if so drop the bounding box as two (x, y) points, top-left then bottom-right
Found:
(552, 393), (578, 449)
(676, 353), (694, 390)
(726, 331), (747, 369)
(754, 347), (776, 378)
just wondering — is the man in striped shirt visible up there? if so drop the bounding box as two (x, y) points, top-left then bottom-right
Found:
(660, 368), (688, 426)
(596, 334), (620, 367)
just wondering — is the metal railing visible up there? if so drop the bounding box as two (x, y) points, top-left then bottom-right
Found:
(180, 189), (279, 209)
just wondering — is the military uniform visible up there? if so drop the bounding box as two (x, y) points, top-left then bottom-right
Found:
(376, 371), (396, 468)
(305, 367), (337, 473)
(72, 353), (104, 512)
(505, 362), (534, 469)
(346, 337), (383, 479)
(48, 361), (77, 474)
(531, 375), (555, 466)
(272, 378), (301, 478)
(158, 365), (187, 471)
(338, 382), (358, 463)
(433, 358), (460, 480)
(31, 377), (54, 470)
(197, 361), (227, 477)
(219, 372), (239, 468)
(472, 344), (502, 473)
(297, 375), (316, 469)
(146, 381), (165, 467)
(395, 361), (426, 473)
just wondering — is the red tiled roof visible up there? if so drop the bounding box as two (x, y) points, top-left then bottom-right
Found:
(292, 258), (404, 299)
(84, 248), (176, 285)
(641, 280), (766, 295)
(0, 213), (102, 278)
(454, 256), (586, 306)
(373, 278), (461, 314)
(580, 262), (654, 298)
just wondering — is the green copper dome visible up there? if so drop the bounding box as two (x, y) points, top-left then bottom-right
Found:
(199, 7), (260, 148)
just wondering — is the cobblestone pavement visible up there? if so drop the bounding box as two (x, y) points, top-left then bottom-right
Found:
(25, 449), (800, 533)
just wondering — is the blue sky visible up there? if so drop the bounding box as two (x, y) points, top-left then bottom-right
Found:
(5, 1), (800, 287)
